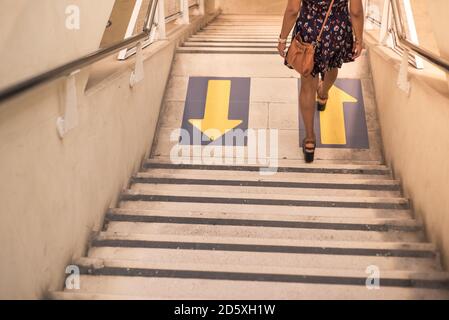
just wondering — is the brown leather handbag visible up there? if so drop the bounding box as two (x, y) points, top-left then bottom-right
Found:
(286, 0), (335, 76)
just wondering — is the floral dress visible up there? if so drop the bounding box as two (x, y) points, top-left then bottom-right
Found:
(292, 0), (355, 78)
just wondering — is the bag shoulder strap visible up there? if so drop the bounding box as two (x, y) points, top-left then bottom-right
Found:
(316, 0), (335, 43)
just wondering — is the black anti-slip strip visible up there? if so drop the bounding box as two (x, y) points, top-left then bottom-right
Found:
(131, 177), (400, 191)
(105, 213), (420, 232)
(78, 266), (449, 290)
(91, 239), (436, 258)
(120, 194), (410, 210)
(144, 162), (390, 175)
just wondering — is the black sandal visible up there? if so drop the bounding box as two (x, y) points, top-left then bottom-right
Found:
(317, 81), (329, 112)
(302, 137), (317, 163)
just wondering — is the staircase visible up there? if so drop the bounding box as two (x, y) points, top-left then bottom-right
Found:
(178, 15), (283, 55)
(51, 15), (449, 300)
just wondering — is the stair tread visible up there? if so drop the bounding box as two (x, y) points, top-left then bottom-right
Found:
(108, 208), (417, 226)
(135, 173), (399, 187)
(104, 221), (423, 243)
(144, 158), (391, 172)
(177, 47), (278, 54)
(49, 291), (148, 300)
(67, 275), (449, 300)
(75, 257), (449, 282)
(130, 181), (401, 198)
(95, 232), (436, 252)
(183, 42), (279, 48)
(191, 34), (287, 39)
(122, 189), (409, 205)
(120, 201), (412, 219)
(148, 156), (386, 166)
(142, 169), (393, 183)
(185, 38), (280, 43)
(89, 247), (440, 273)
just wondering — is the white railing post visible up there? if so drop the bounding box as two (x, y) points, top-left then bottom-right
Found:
(157, 0), (167, 39)
(176, 0), (190, 24)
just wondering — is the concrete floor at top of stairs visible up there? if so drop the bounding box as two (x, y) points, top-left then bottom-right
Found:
(154, 50), (382, 163)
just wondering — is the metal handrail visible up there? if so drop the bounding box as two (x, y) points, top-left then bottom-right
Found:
(389, 0), (449, 72)
(0, 0), (159, 104)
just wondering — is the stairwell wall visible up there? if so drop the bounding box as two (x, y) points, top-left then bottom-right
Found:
(217, 0), (286, 15)
(0, 1), (218, 299)
(366, 36), (449, 270)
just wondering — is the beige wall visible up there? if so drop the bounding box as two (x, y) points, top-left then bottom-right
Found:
(0, 0), (115, 89)
(427, 0), (449, 88)
(0, 1), (218, 299)
(0, 40), (176, 299)
(218, 0), (287, 15)
(366, 39), (449, 269)
(409, 0), (439, 55)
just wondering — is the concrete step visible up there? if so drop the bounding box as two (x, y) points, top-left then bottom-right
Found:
(108, 208), (415, 226)
(183, 42), (278, 48)
(93, 232), (437, 255)
(137, 168), (397, 183)
(90, 232), (439, 272)
(185, 38), (279, 43)
(49, 291), (148, 300)
(215, 15), (283, 19)
(141, 168), (393, 182)
(204, 24), (282, 28)
(136, 169), (398, 185)
(120, 188), (410, 210)
(119, 201), (413, 220)
(148, 156), (386, 166)
(203, 26), (281, 30)
(191, 34), (287, 40)
(198, 30), (281, 35)
(177, 47), (278, 54)
(76, 258), (449, 286)
(144, 160), (392, 175)
(89, 246), (439, 273)
(68, 275), (449, 299)
(67, 259), (449, 299)
(104, 220), (423, 243)
(106, 208), (418, 229)
(131, 175), (402, 198)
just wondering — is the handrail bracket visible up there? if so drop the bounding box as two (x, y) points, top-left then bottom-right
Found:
(130, 41), (145, 88)
(56, 70), (80, 139)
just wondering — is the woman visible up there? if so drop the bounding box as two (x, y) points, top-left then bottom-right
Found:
(278, 0), (364, 163)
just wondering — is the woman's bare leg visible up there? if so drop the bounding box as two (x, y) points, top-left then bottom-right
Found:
(319, 68), (339, 98)
(300, 74), (319, 145)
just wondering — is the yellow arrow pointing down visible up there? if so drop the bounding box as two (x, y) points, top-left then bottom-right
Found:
(319, 85), (358, 145)
(189, 80), (243, 141)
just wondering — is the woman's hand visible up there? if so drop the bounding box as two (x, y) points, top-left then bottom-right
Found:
(278, 42), (287, 57)
(352, 39), (363, 59)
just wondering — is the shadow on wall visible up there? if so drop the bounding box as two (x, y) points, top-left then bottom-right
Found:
(218, 0), (286, 15)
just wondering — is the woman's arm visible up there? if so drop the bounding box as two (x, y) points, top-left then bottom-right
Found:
(278, 0), (302, 57)
(350, 0), (365, 59)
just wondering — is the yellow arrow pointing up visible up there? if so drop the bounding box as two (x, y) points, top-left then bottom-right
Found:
(319, 85), (358, 145)
(189, 80), (243, 141)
